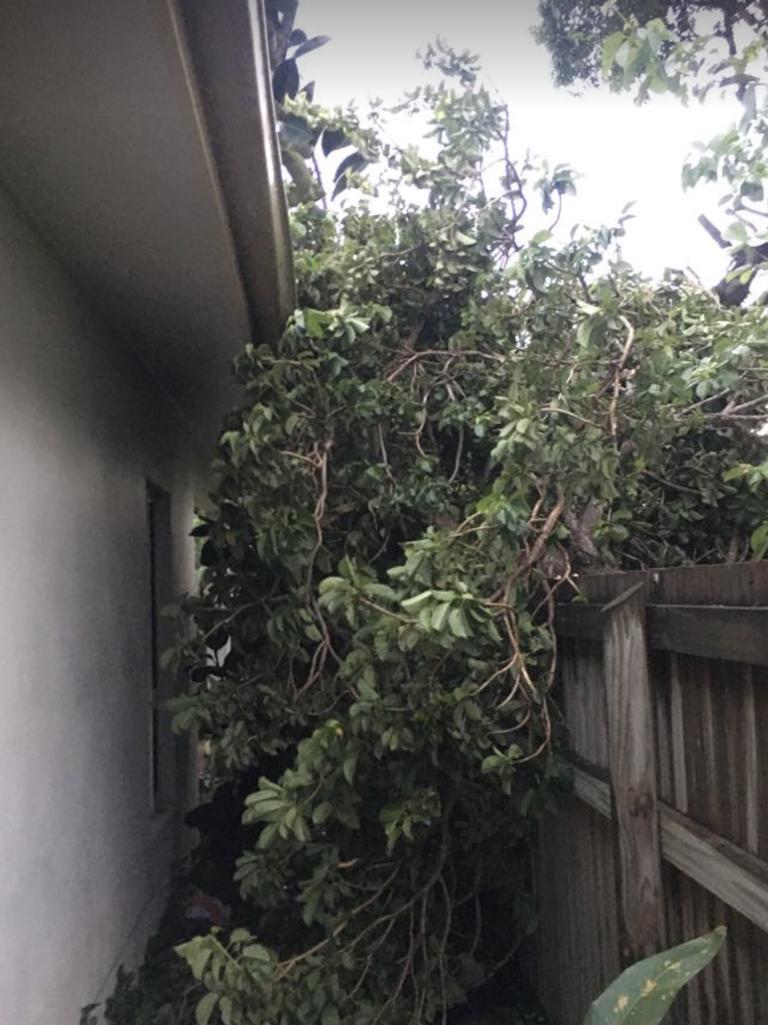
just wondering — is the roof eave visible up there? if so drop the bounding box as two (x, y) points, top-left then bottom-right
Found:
(177, 0), (296, 345)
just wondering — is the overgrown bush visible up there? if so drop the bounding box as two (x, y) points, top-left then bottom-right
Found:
(162, 42), (766, 1025)
(79, 934), (202, 1025)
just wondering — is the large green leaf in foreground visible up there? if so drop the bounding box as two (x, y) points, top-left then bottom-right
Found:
(582, 927), (726, 1025)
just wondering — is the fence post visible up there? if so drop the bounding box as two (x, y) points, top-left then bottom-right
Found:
(602, 580), (665, 965)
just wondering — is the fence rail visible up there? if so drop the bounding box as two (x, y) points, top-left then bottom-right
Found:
(534, 563), (768, 1025)
(557, 602), (768, 666)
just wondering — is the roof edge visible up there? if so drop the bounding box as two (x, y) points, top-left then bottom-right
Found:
(173, 0), (296, 344)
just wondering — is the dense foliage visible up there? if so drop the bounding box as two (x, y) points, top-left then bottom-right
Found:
(160, 39), (768, 1025)
(534, 1), (768, 88)
(538, 0), (768, 304)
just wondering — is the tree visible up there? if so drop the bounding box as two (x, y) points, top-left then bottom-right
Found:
(534, 1), (768, 89)
(166, 40), (768, 1025)
(537, 0), (768, 304)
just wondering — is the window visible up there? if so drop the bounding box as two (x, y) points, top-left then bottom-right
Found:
(146, 481), (172, 812)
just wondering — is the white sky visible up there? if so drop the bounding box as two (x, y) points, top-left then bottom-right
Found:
(298, 0), (741, 287)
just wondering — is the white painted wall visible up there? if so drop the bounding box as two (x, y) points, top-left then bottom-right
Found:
(0, 186), (204, 1023)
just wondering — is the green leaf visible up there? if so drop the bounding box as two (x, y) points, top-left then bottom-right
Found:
(334, 152), (368, 183)
(176, 939), (212, 981)
(342, 752), (358, 784)
(272, 58), (299, 102)
(242, 944), (272, 961)
(312, 801), (334, 824)
(304, 308), (330, 338)
(725, 221), (748, 244)
(318, 576), (346, 593)
(751, 522), (768, 559)
(257, 821), (280, 849)
(322, 127), (348, 156)
(602, 30), (627, 75)
(160, 647), (179, 671)
(448, 607), (470, 639)
(195, 993), (219, 1025)
(577, 315), (599, 348)
(582, 927), (726, 1025)
(431, 602), (452, 632)
(219, 996), (233, 1025)
(616, 39), (638, 75)
(418, 605), (434, 631)
(740, 181), (764, 202)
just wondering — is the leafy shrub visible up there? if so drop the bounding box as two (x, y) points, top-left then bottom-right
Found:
(79, 943), (201, 1025)
(163, 42), (766, 1025)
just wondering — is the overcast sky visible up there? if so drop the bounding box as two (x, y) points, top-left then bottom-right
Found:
(297, 0), (740, 287)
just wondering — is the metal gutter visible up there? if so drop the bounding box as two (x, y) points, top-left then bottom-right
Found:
(175, 0), (296, 344)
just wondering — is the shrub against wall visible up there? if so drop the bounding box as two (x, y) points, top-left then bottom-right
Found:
(166, 44), (767, 1025)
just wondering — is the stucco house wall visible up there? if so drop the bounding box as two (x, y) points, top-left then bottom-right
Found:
(0, 3), (293, 1020)
(0, 186), (201, 1024)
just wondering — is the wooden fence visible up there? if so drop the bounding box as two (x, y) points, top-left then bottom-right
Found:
(534, 563), (768, 1024)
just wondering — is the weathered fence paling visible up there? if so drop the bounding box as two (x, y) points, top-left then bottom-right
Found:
(535, 563), (768, 1025)
(601, 581), (665, 963)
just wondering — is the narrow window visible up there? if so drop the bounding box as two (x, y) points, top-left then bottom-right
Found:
(146, 481), (172, 811)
